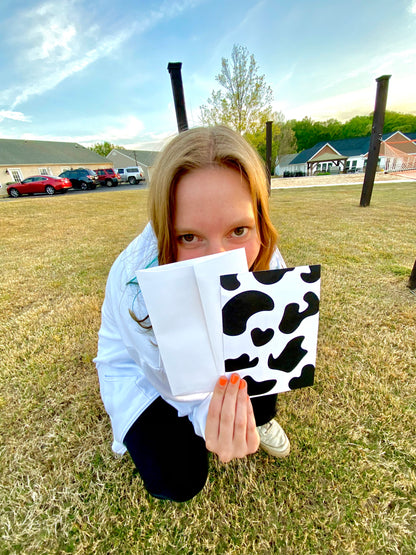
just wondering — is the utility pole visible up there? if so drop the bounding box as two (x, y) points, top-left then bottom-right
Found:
(360, 75), (391, 207)
(167, 62), (189, 133)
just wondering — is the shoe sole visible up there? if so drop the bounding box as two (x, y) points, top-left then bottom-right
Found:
(259, 441), (290, 458)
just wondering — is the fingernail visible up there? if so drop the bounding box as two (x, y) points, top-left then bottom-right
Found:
(219, 376), (227, 387)
(239, 379), (246, 390)
(230, 373), (239, 385)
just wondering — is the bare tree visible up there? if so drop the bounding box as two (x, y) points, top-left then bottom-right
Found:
(200, 44), (274, 134)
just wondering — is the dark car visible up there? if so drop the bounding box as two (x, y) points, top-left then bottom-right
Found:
(59, 168), (98, 190)
(7, 175), (72, 197)
(95, 168), (120, 187)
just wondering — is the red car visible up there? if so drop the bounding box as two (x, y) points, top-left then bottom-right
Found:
(94, 168), (120, 187)
(7, 175), (72, 197)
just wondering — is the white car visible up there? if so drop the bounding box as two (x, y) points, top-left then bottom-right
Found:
(117, 166), (145, 184)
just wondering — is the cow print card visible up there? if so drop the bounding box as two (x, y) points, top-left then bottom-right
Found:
(220, 265), (320, 397)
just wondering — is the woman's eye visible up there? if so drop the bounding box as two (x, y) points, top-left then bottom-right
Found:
(179, 233), (197, 243)
(232, 227), (248, 238)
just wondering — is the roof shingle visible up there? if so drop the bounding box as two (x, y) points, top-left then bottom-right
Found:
(0, 139), (107, 165)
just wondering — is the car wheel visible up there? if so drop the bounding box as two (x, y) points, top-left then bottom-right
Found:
(128, 176), (136, 184)
(9, 188), (20, 198)
(106, 179), (112, 187)
(45, 185), (55, 195)
(81, 182), (88, 190)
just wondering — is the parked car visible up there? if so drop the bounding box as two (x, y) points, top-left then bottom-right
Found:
(117, 166), (144, 184)
(7, 175), (72, 197)
(59, 168), (98, 190)
(94, 168), (120, 187)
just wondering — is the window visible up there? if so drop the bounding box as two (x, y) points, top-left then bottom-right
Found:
(39, 167), (50, 175)
(8, 168), (23, 182)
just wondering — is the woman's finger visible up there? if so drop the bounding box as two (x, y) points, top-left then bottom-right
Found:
(245, 394), (260, 453)
(232, 379), (250, 458)
(205, 376), (228, 451)
(216, 373), (240, 451)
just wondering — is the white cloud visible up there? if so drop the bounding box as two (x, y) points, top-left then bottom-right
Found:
(3, 0), (205, 111)
(0, 110), (31, 123)
(11, 31), (129, 108)
(3, 0), (136, 109)
(410, 0), (416, 14)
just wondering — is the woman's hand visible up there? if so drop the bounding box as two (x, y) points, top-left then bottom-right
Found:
(205, 374), (260, 463)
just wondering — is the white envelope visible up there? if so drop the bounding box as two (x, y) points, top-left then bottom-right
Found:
(136, 249), (248, 395)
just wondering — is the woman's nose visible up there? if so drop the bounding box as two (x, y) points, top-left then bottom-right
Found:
(206, 239), (226, 256)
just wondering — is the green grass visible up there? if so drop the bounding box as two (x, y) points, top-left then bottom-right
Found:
(1, 183), (415, 554)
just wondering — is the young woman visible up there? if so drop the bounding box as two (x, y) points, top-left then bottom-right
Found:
(95, 126), (290, 502)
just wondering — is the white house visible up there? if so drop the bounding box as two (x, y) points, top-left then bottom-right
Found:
(275, 131), (416, 177)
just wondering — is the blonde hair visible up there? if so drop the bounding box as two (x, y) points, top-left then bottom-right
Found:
(149, 126), (278, 271)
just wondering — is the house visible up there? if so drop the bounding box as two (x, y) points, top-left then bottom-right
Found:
(276, 131), (416, 177)
(106, 148), (160, 182)
(0, 138), (111, 196)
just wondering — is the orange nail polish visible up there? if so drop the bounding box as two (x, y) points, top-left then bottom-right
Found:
(219, 376), (227, 386)
(239, 379), (246, 390)
(230, 373), (239, 385)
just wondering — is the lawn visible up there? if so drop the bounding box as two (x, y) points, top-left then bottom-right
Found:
(1, 182), (415, 554)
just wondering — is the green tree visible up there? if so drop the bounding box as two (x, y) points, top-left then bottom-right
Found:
(382, 110), (416, 134)
(341, 115), (372, 139)
(200, 44), (274, 135)
(288, 117), (317, 151)
(245, 113), (297, 172)
(89, 141), (124, 157)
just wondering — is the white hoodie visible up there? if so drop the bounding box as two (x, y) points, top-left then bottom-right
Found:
(94, 222), (285, 454)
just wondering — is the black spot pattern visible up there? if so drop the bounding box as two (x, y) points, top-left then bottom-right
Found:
(220, 274), (241, 291)
(224, 353), (259, 373)
(252, 267), (294, 285)
(268, 336), (307, 372)
(300, 265), (321, 283)
(244, 375), (277, 396)
(251, 327), (274, 347)
(278, 292), (320, 334)
(289, 364), (315, 389)
(222, 291), (274, 336)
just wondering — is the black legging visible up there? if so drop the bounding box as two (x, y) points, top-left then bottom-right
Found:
(123, 394), (277, 502)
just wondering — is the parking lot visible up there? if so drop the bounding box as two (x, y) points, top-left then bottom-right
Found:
(1, 181), (147, 201)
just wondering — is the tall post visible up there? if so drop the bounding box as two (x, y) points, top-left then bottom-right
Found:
(360, 75), (391, 207)
(408, 259), (416, 290)
(167, 62), (189, 133)
(266, 121), (272, 195)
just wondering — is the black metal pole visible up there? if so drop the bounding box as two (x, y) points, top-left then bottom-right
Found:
(360, 75), (391, 207)
(167, 62), (189, 133)
(266, 121), (272, 195)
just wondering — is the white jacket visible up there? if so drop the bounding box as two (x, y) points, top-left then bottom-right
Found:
(94, 223), (285, 454)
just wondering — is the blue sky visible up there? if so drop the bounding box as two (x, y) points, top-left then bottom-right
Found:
(0, 0), (415, 149)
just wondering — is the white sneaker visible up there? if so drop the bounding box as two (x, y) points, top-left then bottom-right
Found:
(257, 420), (290, 458)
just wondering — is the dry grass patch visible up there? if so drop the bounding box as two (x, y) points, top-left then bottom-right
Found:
(1, 184), (415, 554)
